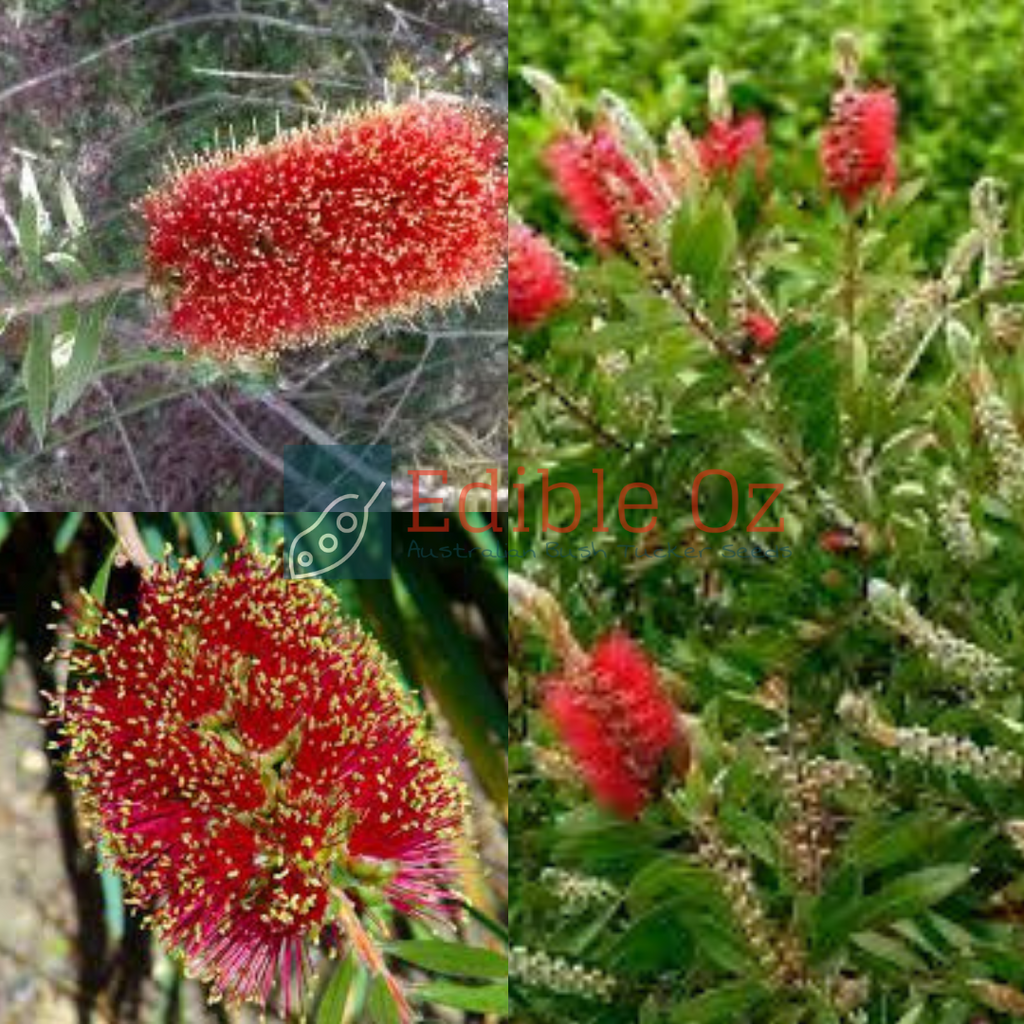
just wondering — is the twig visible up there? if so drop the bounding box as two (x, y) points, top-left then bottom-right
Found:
(369, 334), (436, 444)
(0, 12), (367, 108)
(112, 512), (153, 570)
(509, 353), (631, 452)
(97, 381), (157, 507)
(1, 272), (147, 321)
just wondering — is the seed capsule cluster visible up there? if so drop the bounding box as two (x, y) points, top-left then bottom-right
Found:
(510, 946), (617, 1002)
(142, 101), (507, 358)
(867, 578), (1014, 692)
(57, 550), (467, 1011)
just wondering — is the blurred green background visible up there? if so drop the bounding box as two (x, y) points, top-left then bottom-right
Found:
(510, 0), (1024, 259)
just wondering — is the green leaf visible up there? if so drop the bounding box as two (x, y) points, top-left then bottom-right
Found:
(53, 300), (109, 421)
(58, 174), (86, 237)
(414, 979), (509, 1015)
(607, 902), (694, 975)
(894, 1004), (928, 1024)
(22, 318), (51, 446)
(53, 511), (85, 555)
(44, 251), (90, 284)
(386, 939), (506, 980)
(365, 975), (402, 1024)
(818, 864), (974, 955)
(770, 323), (840, 475)
(0, 624), (14, 696)
(315, 954), (362, 1024)
(90, 543), (120, 606)
(669, 191), (737, 316)
(851, 930), (928, 973)
(17, 162), (44, 281)
(669, 980), (770, 1023)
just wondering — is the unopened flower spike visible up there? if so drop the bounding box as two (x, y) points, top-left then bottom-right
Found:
(141, 100), (507, 359)
(833, 31), (861, 90)
(707, 67), (732, 123)
(695, 68), (769, 183)
(55, 548), (468, 1018)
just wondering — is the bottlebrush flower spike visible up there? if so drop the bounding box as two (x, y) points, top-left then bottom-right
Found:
(509, 222), (572, 328)
(697, 115), (769, 179)
(820, 88), (898, 206)
(55, 549), (466, 1016)
(544, 126), (663, 250)
(141, 100), (507, 358)
(543, 631), (683, 818)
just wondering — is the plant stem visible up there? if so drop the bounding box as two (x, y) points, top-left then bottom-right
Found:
(843, 214), (859, 375)
(509, 353), (631, 452)
(113, 512), (153, 570)
(1, 271), (147, 320)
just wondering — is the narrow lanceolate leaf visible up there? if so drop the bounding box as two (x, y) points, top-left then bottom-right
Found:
(366, 974), (403, 1024)
(669, 191), (737, 317)
(414, 979), (509, 1015)
(22, 318), (52, 446)
(58, 173), (86, 237)
(44, 251), (91, 284)
(386, 939), (507, 979)
(819, 864), (974, 954)
(315, 954), (363, 1024)
(53, 301), (109, 422)
(18, 161), (46, 281)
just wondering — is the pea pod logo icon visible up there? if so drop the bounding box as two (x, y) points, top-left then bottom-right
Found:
(288, 481), (387, 579)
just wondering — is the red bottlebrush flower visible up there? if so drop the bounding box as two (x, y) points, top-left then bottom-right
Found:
(508, 222), (572, 328)
(544, 632), (681, 818)
(57, 550), (466, 1015)
(743, 311), (780, 351)
(697, 115), (768, 179)
(142, 101), (507, 358)
(544, 127), (663, 250)
(820, 88), (898, 206)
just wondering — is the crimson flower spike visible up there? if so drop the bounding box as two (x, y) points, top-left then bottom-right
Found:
(55, 549), (468, 1018)
(141, 100), (507, 359)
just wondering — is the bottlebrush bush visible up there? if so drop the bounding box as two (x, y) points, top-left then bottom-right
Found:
(510, 38), (1024, 1024)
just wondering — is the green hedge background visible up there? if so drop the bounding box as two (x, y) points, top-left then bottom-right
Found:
(510, 0), (1024, 260)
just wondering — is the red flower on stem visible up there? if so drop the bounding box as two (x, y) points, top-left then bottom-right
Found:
(57, 550), (466, 1016)
(820, 88), (898, 207)
(508, 222), (572, 328)
(142, 100), (507, 359)
(544, 632), (683, 818)
(544, 126), (663, 250)
(697, 115), (768, 179)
